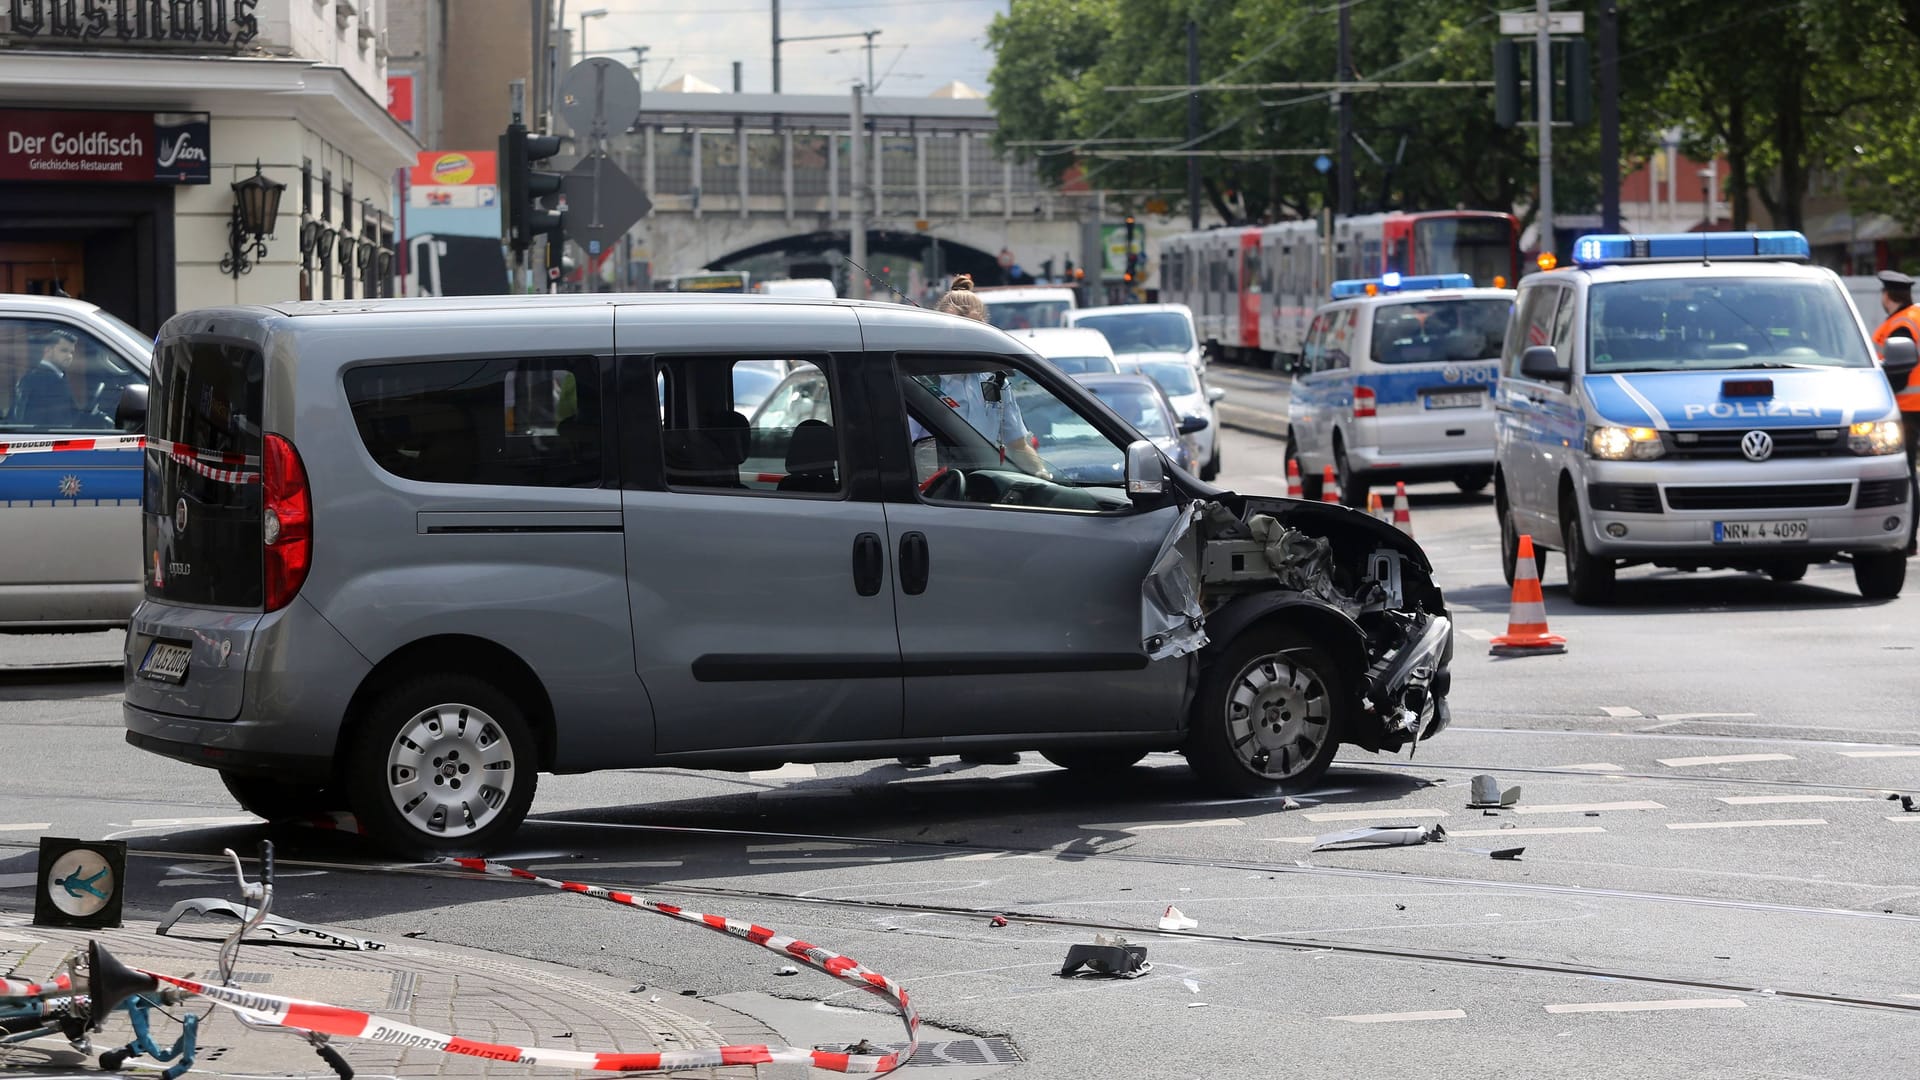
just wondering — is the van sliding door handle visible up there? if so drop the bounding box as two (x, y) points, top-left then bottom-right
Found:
(851, 532), (884, 596)
(899, 531), (929, 596)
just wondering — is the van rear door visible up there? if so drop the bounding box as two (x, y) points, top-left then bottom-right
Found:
(1362, 295), (1506, 456)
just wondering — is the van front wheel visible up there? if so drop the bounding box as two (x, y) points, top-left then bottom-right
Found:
(346, 675), (538, 858)
(1853, 551), (1907, 600)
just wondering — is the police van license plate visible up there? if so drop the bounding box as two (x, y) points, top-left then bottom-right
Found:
(1423, 391), (1482, 409)
(139, 641), (191, 683)
(1714, 520), (1808, 544)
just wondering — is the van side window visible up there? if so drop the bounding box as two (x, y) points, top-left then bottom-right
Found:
(1322, 307), (1356, 371)
(345, 356), (603, 487)
(1503, 287), (1562, 377)
(656, 357), (841, 495)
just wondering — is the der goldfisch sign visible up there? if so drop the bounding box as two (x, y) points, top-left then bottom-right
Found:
(4, 0), (260, 45)
(1, 109), (211, 184)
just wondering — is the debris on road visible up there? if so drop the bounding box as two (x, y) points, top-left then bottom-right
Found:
(1889, 793), (1917, 812)
(776, 966), (800, 977)
(989, 915), (1009, 928)
(1059, 935), (1152, 979)
(157, 898), (386, 951)
(1467, 774), (1521, 809)
(1157, 905), (1198, 931)
(1311, 823), (1446, 851)
(1489, 848), (1525, 861)
(1183, 978), (1202, 994)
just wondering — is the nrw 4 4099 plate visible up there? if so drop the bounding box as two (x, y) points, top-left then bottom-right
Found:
(1714, 519), (1808, 544)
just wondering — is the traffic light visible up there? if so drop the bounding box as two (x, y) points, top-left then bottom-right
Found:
(1493, 40), (1521, 128)
(1563, 39), (1592, 126)
(500, 123), (566, 253)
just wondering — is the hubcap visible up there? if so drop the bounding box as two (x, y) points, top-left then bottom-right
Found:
(1225, 649), (1330, 779)
(384, 703), (515, 837)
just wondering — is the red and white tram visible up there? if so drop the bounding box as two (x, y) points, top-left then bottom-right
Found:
(1159, 210), (1520, 367)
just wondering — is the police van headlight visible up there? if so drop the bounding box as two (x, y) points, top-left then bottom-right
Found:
(1849, 419), (1904, 456)
(1587, 425), (1665, 461)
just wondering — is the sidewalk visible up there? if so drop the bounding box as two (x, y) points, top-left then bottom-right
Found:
(1, 912), (794, 1079)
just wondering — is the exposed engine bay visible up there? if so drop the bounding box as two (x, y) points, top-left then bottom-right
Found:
(1143, 494), (1454, 757)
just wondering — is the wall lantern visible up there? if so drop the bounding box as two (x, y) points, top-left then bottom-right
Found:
(221, 161), (286, 278)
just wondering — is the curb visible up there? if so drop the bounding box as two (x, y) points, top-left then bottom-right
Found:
(1216, 401), (1289, 441)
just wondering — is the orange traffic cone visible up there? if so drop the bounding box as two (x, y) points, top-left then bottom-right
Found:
(1367, 491), (1387, 521)
(1286, 458), (1304, 499)
(1321, 465), (1340, 504)
(1490, 535), (1566, 657)
(1392, 481), (1415, 536)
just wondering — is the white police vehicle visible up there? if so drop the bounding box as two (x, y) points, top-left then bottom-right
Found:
(1285, 273), (1514, 506)
(1493, 231), (1912, 603)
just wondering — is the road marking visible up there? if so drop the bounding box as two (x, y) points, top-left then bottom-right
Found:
(1459, 628), (1494, 642)
(1599, 706), (1643, 718)
(1266, 836), (1319, 845)
(1838, 749), (1920, 758)
(1889, 815), (1920, 823)
(1513, 801), (1665, 815)
(1302, 808), (1448, 823)
(1554, 762), (1625, 772)
(1656, 753), (1795, 768)
(1331, 1009), (1467, 1023)
(1082, 818), (1246, 832)
(1544, 999), (1746, 1015)
(748, 763), (818, 780)
(1446, 826), (1607, 838)
(0, 872), (38, 889)
(1666, 818), (1826, 831)
(129, 815), (259, 827)
(1653, 713), (1759, 723)
(748, 856), (895, 865)
(0, 823), (51, 833)
(1715, 795), (1872, 806)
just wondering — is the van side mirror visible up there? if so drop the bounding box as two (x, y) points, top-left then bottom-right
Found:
(1178, 414), (1210, 435)
(1125, 439), (1164, 496)
(114, 383), (148, 432)
(1884, 337), (1918, 392)
(1519, 345), (1566, 382)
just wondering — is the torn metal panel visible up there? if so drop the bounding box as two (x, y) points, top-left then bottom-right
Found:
(1058, 935), (1152, 979)
(1311, 823), (1447, 852)
(157, 898), (385, 951)
(1142, 503), (1208, 660)
(1468, 775), (1522, 809)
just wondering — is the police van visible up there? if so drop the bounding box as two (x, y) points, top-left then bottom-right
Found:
(1285, 273), (1514, 506)
(1492, 231), (1914, 603)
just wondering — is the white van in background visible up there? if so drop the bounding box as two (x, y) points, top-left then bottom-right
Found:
(753, 278), (838, 299)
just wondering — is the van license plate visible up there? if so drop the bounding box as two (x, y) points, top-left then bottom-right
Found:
(139, 641), (191, 683)
(1714, 520), (1808, 544)
(1423, 391), (1482, 409)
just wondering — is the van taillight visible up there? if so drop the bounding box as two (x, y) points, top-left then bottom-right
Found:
(262, 433), (311, 611)
(1353, 385), (1377, 419)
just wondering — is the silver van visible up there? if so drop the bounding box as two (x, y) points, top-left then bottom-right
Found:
(123, 296), (1457, 856)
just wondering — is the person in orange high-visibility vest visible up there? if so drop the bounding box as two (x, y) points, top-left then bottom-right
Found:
(1870, 270), (1920, 554)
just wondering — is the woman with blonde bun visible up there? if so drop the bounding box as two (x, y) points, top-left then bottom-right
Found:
(934, 273), (989, 321)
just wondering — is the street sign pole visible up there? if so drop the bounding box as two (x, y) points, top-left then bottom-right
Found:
(1534, 0), (1553, 261)
(557, 57), (648, 293)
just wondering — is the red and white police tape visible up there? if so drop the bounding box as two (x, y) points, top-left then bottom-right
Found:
(0, 434), (260, 485)
(124, 858), (918, 1075)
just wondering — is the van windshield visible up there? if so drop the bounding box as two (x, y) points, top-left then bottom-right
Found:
(1370, 299), (1510, 365)
(1588, 278), (1873, 373)
(145, 338), (264, 608)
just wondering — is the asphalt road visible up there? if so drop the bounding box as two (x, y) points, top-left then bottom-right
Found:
(3, 410), (1917, 1078)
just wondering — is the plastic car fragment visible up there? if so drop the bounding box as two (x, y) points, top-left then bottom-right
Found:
(1058, 934), (1152, 979)
(1467, 775), (1522, 809)
(1310, 823), (1447, 851)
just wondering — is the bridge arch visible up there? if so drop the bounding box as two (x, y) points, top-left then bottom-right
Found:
(707, 229), (1016, 294)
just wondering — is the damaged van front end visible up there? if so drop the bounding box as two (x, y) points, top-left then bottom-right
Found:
(1144, 493), (1453, 787)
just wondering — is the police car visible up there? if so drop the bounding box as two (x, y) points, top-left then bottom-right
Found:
(1284, 273), (1514, 506)
(1492, 231), (1912, 603)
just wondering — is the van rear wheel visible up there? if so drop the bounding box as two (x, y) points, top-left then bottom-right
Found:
(221, 772), (341, 822)
(345, 674), (538, 858)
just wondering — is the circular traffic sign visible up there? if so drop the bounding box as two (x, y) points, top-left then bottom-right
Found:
(559, 58), (642, 138)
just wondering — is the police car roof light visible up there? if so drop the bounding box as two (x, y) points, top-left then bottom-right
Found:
(1329, 272), (1474, 299)
(1572, 231), (1812, 267)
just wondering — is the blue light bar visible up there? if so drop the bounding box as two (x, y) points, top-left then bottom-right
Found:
(1329, 273), (1474, 299)
(1572, 231), (1811, 267)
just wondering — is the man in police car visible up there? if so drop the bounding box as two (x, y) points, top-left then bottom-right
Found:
(1870, 270), (1920, 554)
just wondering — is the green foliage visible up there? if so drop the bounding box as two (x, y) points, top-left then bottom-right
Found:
(984, 0), (1920, 235)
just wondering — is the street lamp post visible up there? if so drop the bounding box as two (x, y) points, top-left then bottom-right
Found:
(578, 7), (607, 59)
